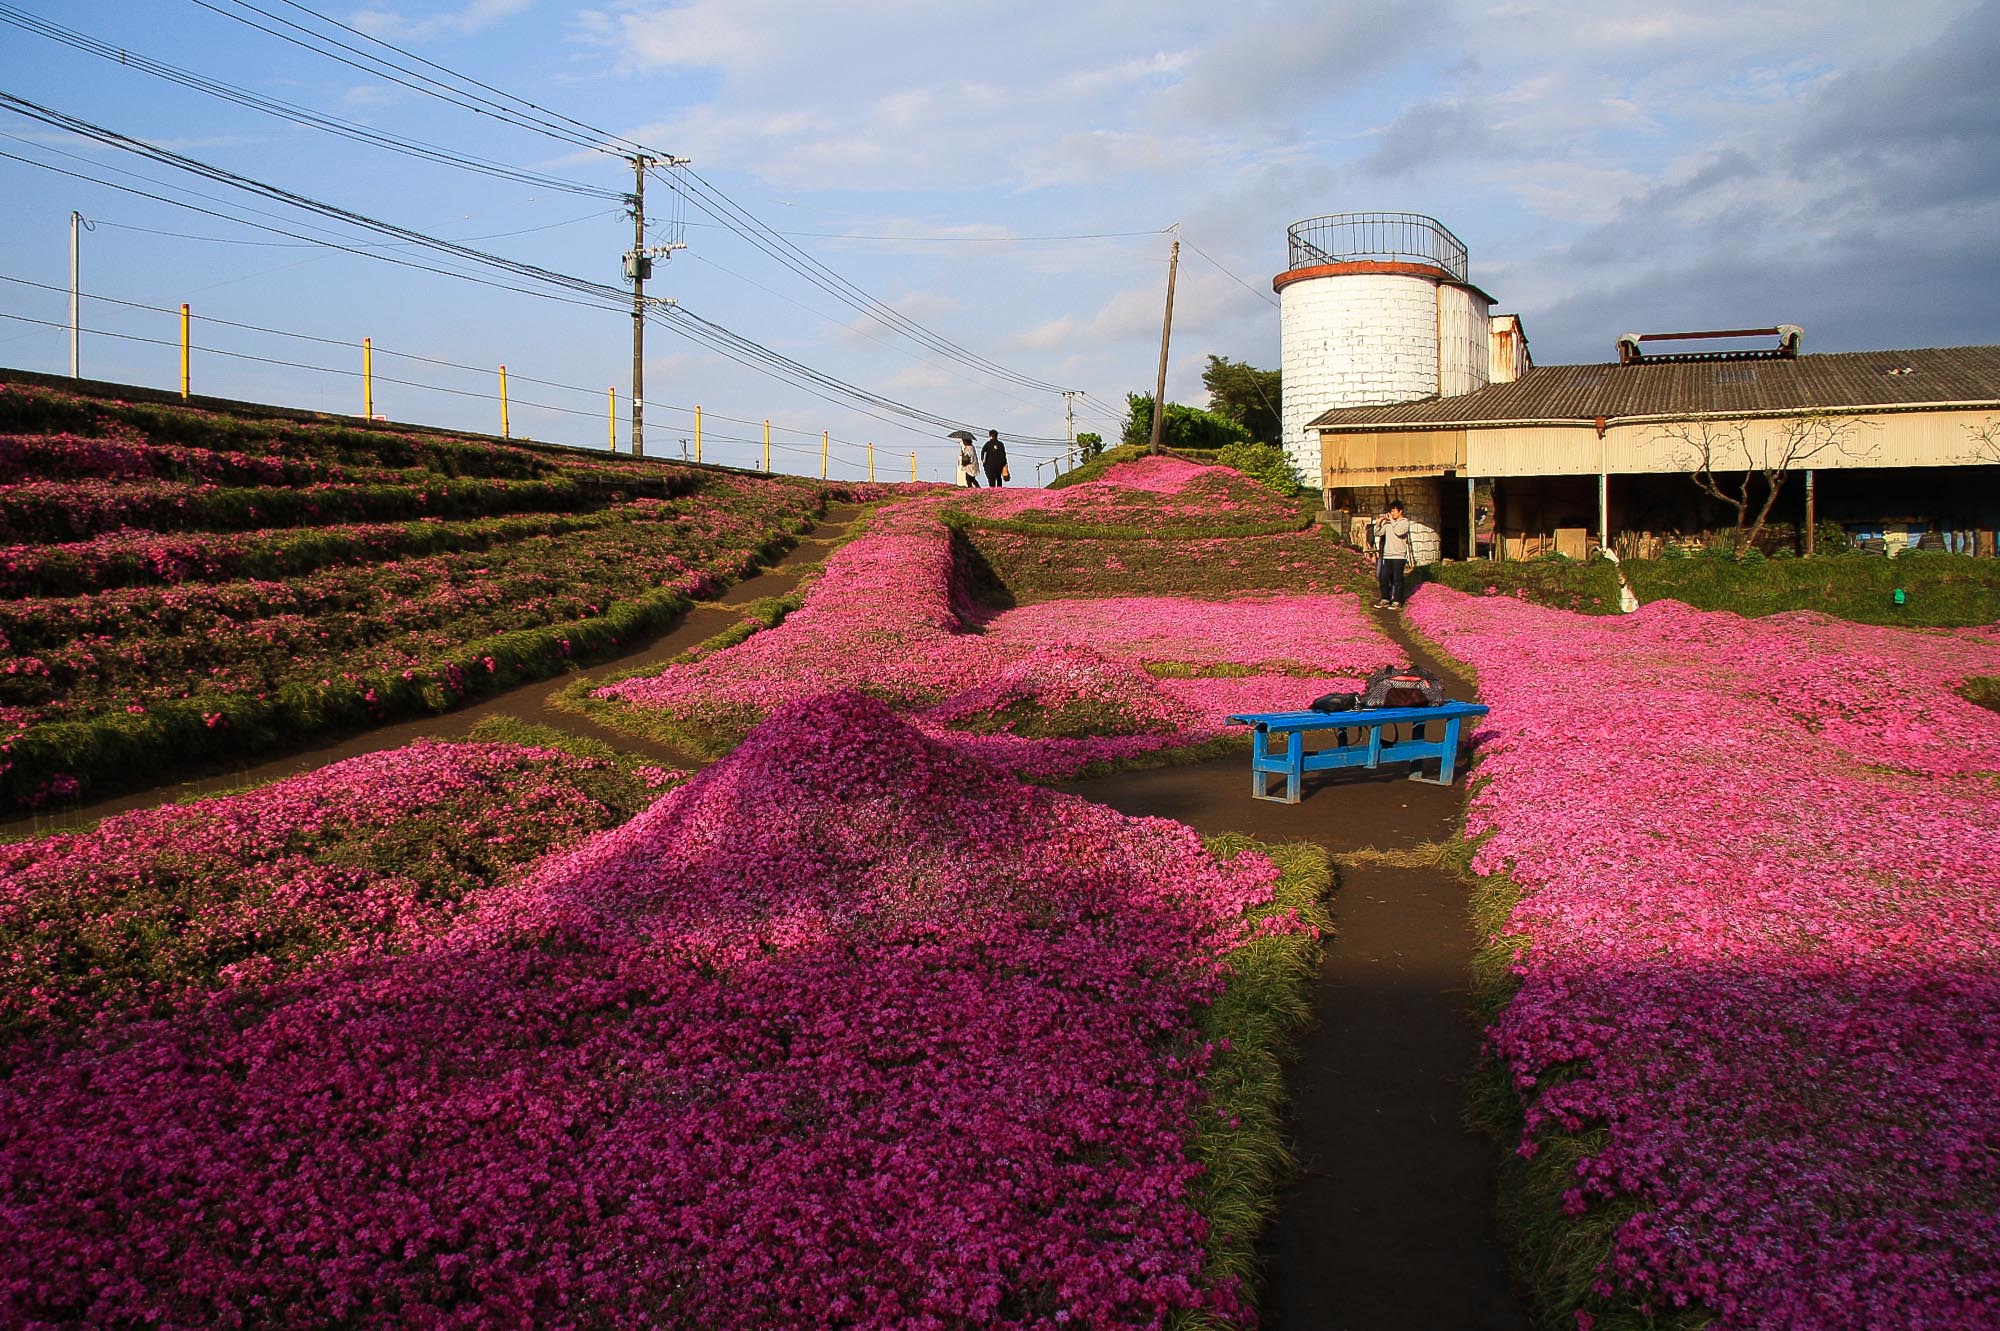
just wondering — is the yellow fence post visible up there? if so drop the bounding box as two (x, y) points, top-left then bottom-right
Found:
(694, 405), (702, 463)
(608, 387), (617, 451)
(867, 441), (875, 482)
(909, 450), (916, 482)
(178, 303), (190, 399)
(821, 430), (828, 479)
(363, 337), (373, 420)
(498, 364), (510, 438)
(763, 419), (771, 473)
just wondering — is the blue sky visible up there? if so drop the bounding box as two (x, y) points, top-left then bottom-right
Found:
(1, 0), (1996, 482)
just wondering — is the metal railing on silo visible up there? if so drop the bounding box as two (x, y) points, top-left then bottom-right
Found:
(1285, 213), (1469, 282)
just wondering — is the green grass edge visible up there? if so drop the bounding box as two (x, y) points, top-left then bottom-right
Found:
(1175, 835), (1334, 1329)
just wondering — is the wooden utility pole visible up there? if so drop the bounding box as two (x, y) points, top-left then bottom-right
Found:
(1147, 238), (1180, 454)
(627, 154), (655, 457)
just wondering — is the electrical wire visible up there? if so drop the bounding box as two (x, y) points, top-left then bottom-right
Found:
(0, 3), (627, 201)
(194, 0), (1084, 402)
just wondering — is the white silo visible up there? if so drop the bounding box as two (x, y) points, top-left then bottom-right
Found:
(1274, 213), (1497, 564)
(1275, 213), (1494, 482)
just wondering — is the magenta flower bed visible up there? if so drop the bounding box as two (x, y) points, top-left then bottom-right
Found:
(1407, 589), (2000, 1328)
(0, 694), (1304, 1328)
(599, 466), (1387, 773)
(0, 740), (663, 1054)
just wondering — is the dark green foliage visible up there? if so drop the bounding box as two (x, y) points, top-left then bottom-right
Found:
(1121, 393), (1253, 451)
(1417, 559), (1627, 615)
(1960, 676), (2000, 713)
(1626, 551), (2000, 626)
(1214, 442), (1309, 498)
(1076, 432), (1105, 462)
(1199, 355), (1282, 444)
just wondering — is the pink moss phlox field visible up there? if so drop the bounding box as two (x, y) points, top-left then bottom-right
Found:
(966, 456), (1299, 530)
(1406, 588), (2000, 1328)
(0, 693), (1302, 1328)
(0, 740), (655, 1053)
(600, 470), (1384, 771)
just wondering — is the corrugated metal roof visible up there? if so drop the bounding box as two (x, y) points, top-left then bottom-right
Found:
(1307, 345), (2000, 430)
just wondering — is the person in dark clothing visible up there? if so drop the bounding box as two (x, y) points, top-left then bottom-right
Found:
(1373, 499), (1412, 609)
(981, 430), (1008, 487)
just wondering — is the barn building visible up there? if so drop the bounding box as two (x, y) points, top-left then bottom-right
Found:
(1277, 212), (2000, 561)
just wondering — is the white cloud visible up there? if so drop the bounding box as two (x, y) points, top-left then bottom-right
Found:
(348, 0), (538, 42)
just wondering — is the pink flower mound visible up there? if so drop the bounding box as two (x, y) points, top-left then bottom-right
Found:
(982, 594), (1382, 674)
(1406, 588), (2000, 1329)
(0, 740), (645, 1049)
(1093, 454), (1211, 493)
(0, 693), (1293, 1328)
(600, 497), (1386, 774)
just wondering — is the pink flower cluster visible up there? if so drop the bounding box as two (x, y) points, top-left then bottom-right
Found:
(0, 693), (1304, 1328)
(1406, 589), (2000, 1328)
(966, 456), (1302, 530)
(600, 469), (1386, 773)
(0, 740), (654, 1053)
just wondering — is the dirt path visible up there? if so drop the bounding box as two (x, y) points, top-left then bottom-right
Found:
(1059, 606), (1528, 1330)
(1, 505), (864, 840)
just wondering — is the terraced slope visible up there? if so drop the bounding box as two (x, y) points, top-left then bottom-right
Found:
(0, 376), (836, 809)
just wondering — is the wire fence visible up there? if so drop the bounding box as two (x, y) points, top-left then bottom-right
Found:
(0, 271), (1092, 485)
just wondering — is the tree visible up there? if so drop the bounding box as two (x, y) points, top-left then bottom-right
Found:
(1661, 414), (1874, 556)
(1122, 393), (1251, 451)
(1966, 418), (2000, 464)
(1200, 355), (1282, 443)
(1075, 432), (1104, 462)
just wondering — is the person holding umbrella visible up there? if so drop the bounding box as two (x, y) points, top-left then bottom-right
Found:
(981, 429), (1009, 487)
(948, 430), (981, 487)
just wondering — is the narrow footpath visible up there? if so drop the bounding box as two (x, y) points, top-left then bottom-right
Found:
(1058, 608), (1529, 1331)
(0, 504), (864, 840)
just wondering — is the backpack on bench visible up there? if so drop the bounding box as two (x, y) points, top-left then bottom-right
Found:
(1310, 664), (1446, 714)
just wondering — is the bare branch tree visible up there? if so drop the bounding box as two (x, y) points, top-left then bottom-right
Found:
(1661, 414), (1873, 556)
(1966, 418), (2000, 465)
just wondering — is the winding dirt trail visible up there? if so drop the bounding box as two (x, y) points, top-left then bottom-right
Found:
(1058, 607), (1528, 1330)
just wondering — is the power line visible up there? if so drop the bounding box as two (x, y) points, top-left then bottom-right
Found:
(0, 3), (627, 201)
(193, 0), (1083, 403)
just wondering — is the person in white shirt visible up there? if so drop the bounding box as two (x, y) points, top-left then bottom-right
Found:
(1373, 500), (1412, 609)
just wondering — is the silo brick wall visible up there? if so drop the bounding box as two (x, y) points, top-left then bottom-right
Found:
(1280, 272), (1441, 479)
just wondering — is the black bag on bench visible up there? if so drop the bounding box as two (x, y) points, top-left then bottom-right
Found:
(1310, 664), (1446, 714)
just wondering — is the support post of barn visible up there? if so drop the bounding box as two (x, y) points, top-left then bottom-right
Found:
(1466, 476), (1476, 561)
(1805, 469), (1817, 556)
(1597, 419), (1610, 557)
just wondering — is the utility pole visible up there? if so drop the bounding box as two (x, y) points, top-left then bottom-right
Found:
(624, 153), (688, 457)
(68, 210), (91, 378)
(1062, 389), (1080, 473)
(626, 154), (655, 457)
(1147, 237), (1180, 455)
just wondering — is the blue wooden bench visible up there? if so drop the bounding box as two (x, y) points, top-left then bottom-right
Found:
(1226, 701), (1490, 804)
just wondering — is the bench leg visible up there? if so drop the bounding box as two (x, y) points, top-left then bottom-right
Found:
(1407, 716), (1466, 785)
(1251, 732), (1305, 804)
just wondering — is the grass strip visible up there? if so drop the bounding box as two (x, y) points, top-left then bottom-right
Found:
(1176, 835), (1334, 1328)
(1961, 675), (2000, 713)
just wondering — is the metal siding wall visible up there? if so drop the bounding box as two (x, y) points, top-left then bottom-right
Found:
(1460, 410), (1999, 477)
